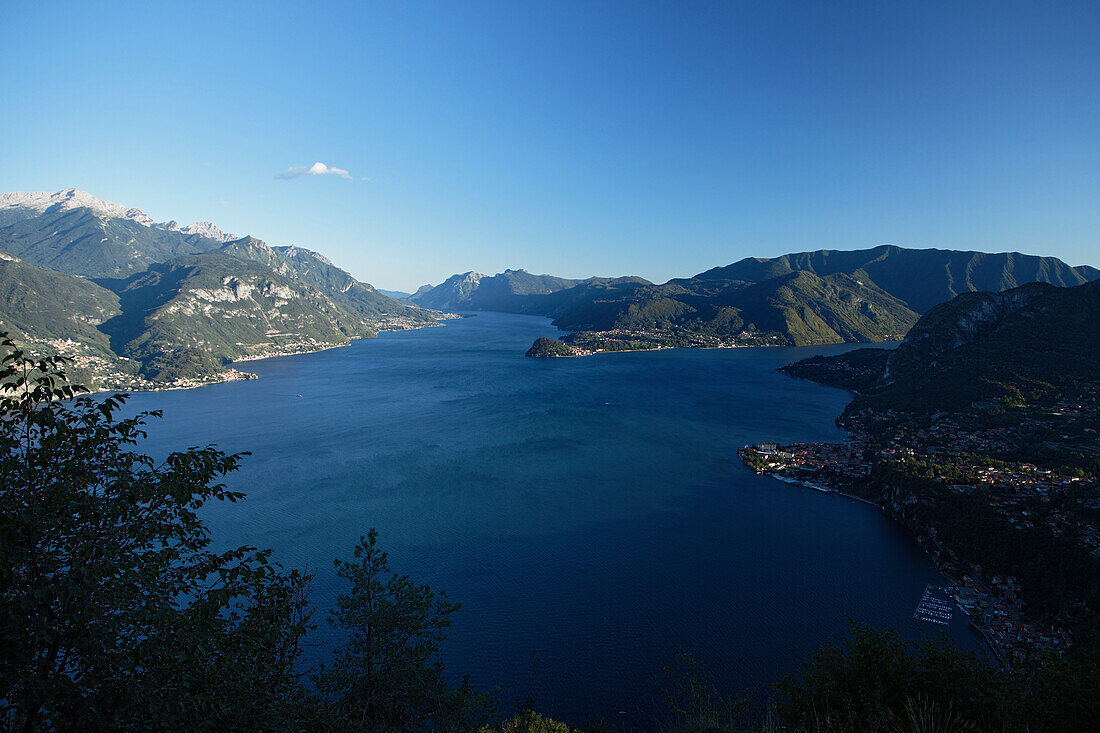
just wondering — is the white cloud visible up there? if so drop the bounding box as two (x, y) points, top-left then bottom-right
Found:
(276, 161), (353, 180)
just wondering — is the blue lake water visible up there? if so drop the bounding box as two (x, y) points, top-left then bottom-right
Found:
(122, 312), (977, 726)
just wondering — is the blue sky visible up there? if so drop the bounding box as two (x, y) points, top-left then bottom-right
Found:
(2, 1), (1097, 291)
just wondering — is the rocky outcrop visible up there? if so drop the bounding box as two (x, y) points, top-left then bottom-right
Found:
(411, 271), (486, 310)
(882, 283), (1052, 385)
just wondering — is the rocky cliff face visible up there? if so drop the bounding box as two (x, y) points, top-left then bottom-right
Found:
(882, 283), (1052, 385)
(411, 271), (486, 310)
(161, 220), (237, 242)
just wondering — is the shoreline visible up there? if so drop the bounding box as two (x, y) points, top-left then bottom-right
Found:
(750, 458), (1001, 658)
(763, 469), (879, 506)
(740, 445), (1007, 662)
(87, 318), (453, 395)
(529, 330), (897, 359)
(529, 338), (845, 359)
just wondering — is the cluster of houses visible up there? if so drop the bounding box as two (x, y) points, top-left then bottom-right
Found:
(917, 530), (1072, 664)
(20, 336), (257, 392)
(741, 392), (1099, 666)
(749, 440), (873, 479)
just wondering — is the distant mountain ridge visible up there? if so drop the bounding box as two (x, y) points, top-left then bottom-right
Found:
(0, 204), (226, 279)
(411, 269), (590, 311)
(560, 245), (1097, 341)
(689, 245), (1099, 312)
(0, 189), (161, 227)
(3, 187), (1096, 379)
(409, 245), (1098, 355)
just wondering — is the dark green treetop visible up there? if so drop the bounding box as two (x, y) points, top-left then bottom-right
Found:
(0, 334), (317, 731)
(316, 528), (495, 732)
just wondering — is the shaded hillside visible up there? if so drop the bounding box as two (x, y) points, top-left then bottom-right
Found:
(515, 275), (654, 319)
(780, 280), (1100, 414)
(0, 206), (224, 278)
(857, 280), (1100, 413)
(778, 347), (891, 393)
(0, 252), (120, 363)
(410, 269), (586, 311)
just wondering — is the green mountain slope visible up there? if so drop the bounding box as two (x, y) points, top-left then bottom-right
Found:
(98, 252), (377, 381)
(0, 252), (120, 359)
(0, 252), (142, 386)
(539, 270), (917, 350)
(0, 206), (225, 278)
(0, 189), (448, 388)
(524, 246), (1097, 354)
(690, 245), (1098, 312)
(215, 237), (437, 327)
(780, 280), (1100, 413)
(0, 243), (441, 388)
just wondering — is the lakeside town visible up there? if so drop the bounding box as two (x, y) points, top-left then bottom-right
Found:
(15, 311), (455, 392)
(739, 395), (1100, 669)
(534, 326), (829, 358)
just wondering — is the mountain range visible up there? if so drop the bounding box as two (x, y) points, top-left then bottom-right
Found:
(3, 188), (1097, 386)
(0, 190), (441, 389)
(410, 246), (1098, 354)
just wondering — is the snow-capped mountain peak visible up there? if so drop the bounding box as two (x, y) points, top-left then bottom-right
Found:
(0, 188), (156, 225)
(0, 188), (237, 241)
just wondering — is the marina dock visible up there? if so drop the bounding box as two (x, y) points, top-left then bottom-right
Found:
(913, 584), (954, 626)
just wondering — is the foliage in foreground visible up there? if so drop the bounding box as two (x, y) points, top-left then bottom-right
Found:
(315, 528), (495, 731)
(775, 623), (1019, 732)
(478, 625), (1099, 733)
(0, 337), (316, 730)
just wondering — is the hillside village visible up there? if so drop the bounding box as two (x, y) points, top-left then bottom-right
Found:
(740, 394), (1100, 668)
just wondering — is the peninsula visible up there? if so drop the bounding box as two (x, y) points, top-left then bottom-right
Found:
(741, 280), (1100, 667)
